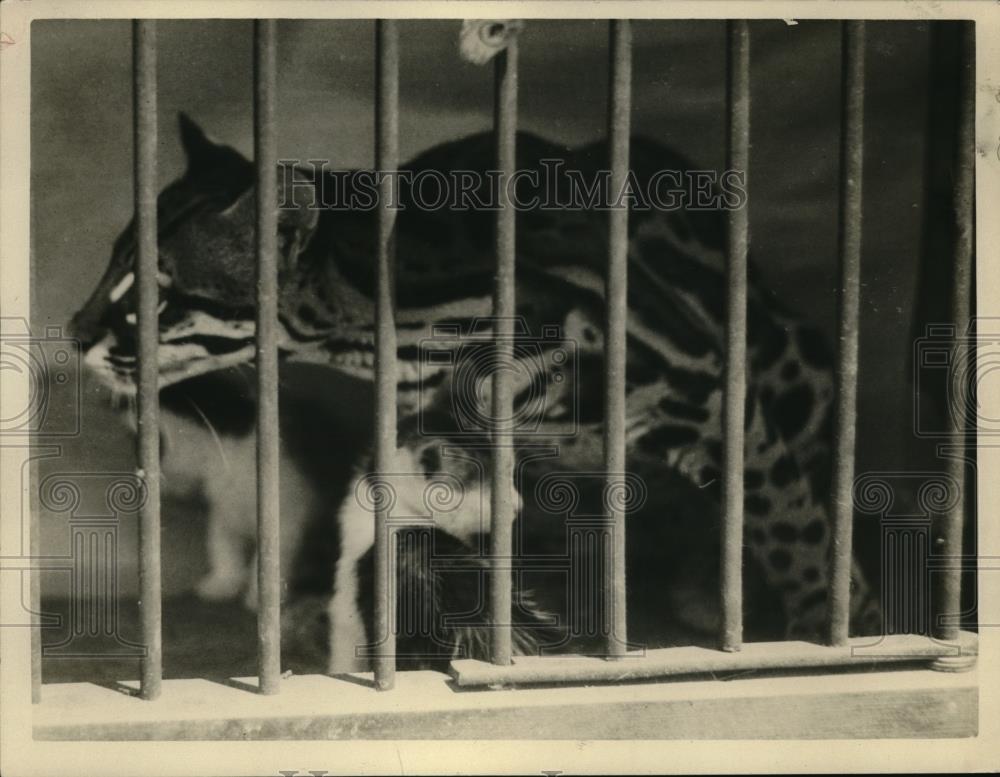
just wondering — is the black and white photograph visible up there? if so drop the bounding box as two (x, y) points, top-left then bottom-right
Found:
(0, 0), (996, 772)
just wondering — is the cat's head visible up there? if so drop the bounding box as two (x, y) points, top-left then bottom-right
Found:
(70, 113), (320, 395)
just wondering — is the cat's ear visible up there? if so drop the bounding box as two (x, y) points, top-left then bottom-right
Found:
(178, 112), (235, 168)
(219, 171), (319, 270)
(220, 170), (319, 229)
(276, 194), (320, 270)
(277, 167), (321, 234)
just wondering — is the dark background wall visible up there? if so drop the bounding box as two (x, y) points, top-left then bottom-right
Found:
(30, 19), (951, 597)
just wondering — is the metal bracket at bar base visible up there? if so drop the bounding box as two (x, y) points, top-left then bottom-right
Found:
(449, 631), (977, 687)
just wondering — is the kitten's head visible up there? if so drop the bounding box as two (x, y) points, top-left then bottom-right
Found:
(70, 113), (319, 394)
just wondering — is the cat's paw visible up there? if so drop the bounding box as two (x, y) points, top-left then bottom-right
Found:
(194, 573), (245, 602)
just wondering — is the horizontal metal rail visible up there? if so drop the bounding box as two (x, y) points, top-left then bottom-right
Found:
(451, 631), (979, 687)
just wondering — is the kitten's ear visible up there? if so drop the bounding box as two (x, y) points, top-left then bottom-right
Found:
(178, 112), (229, 168)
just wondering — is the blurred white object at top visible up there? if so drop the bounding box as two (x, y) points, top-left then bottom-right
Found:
(459, 20), (524, 65)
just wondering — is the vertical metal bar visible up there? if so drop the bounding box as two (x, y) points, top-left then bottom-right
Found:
(374, 19), (399, 690)
(30, 460), (41, 703)
(490, 33), (518, 668)
(721, 19), (750, 653)
(604, 19), (632, 658)
(829, 20), (866, 647)
(254, 18), (281, 695)
(30, 167), (43, 704)
(133, 19), (162, 701)
(937, 20), (974, 643)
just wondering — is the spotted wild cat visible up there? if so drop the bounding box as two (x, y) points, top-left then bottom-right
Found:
(70, 113), (882, 670)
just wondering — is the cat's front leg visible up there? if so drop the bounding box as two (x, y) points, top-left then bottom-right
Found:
(327, 475), (376, 673)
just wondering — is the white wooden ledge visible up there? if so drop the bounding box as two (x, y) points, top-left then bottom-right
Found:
(34, 664), (976, 740)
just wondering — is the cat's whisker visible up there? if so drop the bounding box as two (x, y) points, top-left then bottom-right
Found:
(185, 397), (230, 474)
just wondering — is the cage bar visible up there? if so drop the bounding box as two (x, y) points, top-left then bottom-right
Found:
(829, 20), (866, 647)
(490, 33), (519, 668)
(373, 19), (400, 691)
(604, 19), (632, 658)
(720, 19), (750, 654)
(936, 20), (974, 645)
(133, 19), (163, 701)
(253, 19), (282, 695)
(30, 462), (41, 703)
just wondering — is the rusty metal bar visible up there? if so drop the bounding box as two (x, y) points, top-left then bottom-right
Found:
(829, 20), (866, 647)
(490, 32), (519, 668)
(133, 19), (162, 701)
(373, 19), (399, 690)
(937, 20), (975, 644)
(720, 19), (750, 654)
(254, 18), (281, 695)
(604, 19), (632, 658)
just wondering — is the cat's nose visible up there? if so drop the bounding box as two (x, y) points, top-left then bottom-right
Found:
(68, 270), (123, 350)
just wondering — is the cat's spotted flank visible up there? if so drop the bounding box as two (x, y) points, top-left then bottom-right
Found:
(71, 113), (882, 669)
